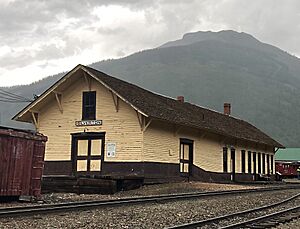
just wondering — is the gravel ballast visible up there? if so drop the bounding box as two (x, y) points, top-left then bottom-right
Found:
(276, 219), (300, 229)
(0, 181), (267, 207)
(0, 186), (299, 228)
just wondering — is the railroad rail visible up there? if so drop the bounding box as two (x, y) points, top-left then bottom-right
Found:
(0, 185), (300, 218)
(168, 190), (300, 229)
(220, 205), (300, 228)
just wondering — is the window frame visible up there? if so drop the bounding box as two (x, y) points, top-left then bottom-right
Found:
(82, 91), (96, 120)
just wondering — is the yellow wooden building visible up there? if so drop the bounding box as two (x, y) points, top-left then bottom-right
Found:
(13, 64), (284, 183)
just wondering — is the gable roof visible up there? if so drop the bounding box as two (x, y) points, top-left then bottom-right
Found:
(13, 64), (284, 148)
(275, 148), (300, 161)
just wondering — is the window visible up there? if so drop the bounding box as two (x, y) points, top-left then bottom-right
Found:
(241, 150), (246, 173)
(223, 147), (228, 172)
(248, 151), (252, 173)
(82, 91), (96, 120)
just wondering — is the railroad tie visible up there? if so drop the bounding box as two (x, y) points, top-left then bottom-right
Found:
(254, 222), (278, 227)
(247, 225), (266, 229)
(265, 219), (280, 225)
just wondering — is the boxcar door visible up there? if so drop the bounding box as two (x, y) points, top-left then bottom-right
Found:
(71, 132), (105, 176)
(179, 139), (193, 177)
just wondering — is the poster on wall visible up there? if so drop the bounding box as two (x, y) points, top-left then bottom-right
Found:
(107, 143), (116, 157)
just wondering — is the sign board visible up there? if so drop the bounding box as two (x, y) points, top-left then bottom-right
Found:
(75, 120), (102, 126)
(107, 143), (116, 157)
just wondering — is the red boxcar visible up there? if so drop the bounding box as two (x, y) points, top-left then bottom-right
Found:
(275, 161), (300, 178)
(0, 126), (47, 198)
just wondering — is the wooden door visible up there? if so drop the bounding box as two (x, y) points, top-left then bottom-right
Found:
(253, 152), (257, 175)
(231, 148), (235, 181)
(72, 133), (105, 176)
(179, 139), (193, 177)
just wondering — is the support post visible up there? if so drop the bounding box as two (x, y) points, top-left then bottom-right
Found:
(174, 126), (182, 136)
(83, 71), (91, 91)
(136, 111), (144, 131)
(110, 91), (119, 112)
(31, 112), (39, 130)
(200, 133), (206, 139)
(220, 136), (228, 144)
(143, 118), (152, 132)
(53, 92), (63, 113)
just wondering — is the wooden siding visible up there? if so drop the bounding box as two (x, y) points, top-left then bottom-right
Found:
(32, 71), (275, 175)
(38, 76), (143, 162)
(143, 121), (225, 172)
(143, 122), (180, 163)
(143, 121), (275, 174)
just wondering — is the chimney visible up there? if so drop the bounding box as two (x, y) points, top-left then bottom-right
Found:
(177, 96), (184, 103)
(224, 103), (231, 115)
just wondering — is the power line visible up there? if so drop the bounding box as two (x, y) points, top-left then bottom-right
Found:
(0, 93), (30, 102)
(0, 95), (32, 102)
(0, 88), (32, 101)
(0, 99), (31, 103)
(0, 88), (33, 103)
(0, 91), (31, 101)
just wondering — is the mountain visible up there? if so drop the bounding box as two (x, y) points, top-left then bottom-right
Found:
(1, 30), (300, 147)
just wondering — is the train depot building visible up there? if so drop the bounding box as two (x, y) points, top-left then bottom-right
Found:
(13, 64), (283, 187)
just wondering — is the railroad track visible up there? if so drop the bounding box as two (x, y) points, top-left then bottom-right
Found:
(0, 185), (299, 218)
(168, 190), (300, 229)
(221, 205), (300, 228)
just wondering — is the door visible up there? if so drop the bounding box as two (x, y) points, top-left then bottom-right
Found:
(231, 148), (235, 181)
(179, 139), (193, 177)
(71, 132), (105, 176)
(253, 152), (257, 176)
(267, 154), (270, 175)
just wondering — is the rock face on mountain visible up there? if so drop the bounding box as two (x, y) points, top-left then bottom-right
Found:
(2, 30), (300, 146)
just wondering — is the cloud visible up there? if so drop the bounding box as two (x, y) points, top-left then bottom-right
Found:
(0, 0), (300, 86)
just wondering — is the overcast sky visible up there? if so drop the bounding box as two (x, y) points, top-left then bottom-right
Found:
(0, 0), (300, 87)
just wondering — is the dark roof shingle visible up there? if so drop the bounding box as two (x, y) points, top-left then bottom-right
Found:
(85, 66), (283, 148)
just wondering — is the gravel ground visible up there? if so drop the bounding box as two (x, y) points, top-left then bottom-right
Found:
(203, 192), (300, 229)
(276, 219), (300, 228)
(0, 181), (268, 207)
(0, 188), (299, 228)
(283, 178), (300, 184)
(43, 181), (263, 203)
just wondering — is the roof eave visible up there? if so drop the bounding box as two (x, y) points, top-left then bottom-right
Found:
(81, 66), (148, 118)
(12, 64), (84, 122)
(12, 64), (149, 123)
(150, 116), (284, 148)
